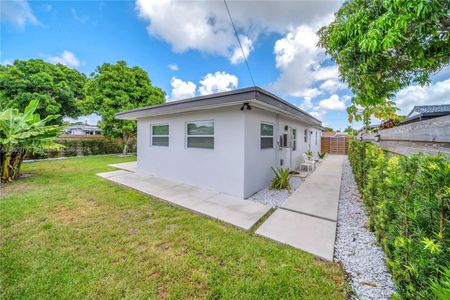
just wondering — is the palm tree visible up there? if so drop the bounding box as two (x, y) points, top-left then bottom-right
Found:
(0, 100), (61, 182)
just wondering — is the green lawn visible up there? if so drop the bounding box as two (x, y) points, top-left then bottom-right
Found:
(0, 156), (349, 299)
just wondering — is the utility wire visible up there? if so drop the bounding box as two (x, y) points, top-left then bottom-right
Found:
(223, 0), (256, 88)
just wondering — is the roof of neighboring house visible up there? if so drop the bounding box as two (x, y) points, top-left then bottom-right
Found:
(322, 131), (348, 137)
(322, 131), (337, 137)
(116, 87), (321, 127)
(402, 104), (450, 124)
(65, 124), (101, 131)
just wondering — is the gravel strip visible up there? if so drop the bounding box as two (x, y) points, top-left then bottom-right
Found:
(249, 176), (302, 208)
(335, 158), (395, 299)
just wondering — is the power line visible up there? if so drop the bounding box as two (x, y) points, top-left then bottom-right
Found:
(223, 0), (256, 88)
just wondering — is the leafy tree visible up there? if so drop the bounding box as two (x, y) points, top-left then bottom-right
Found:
(343, 125), (358, 136)
(323, 126), (334, 132)
(0, 100), (61, 182)
(83, 61), (165, 154)
(318, 0), (450, 124)
(0, 59), (86, 123)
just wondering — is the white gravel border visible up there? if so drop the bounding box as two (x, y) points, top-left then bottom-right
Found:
(249, 176), (302, 208)
(335, 158), (395, 299)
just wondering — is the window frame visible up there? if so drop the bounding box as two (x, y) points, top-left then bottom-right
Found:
(150, 123), (169, 147)
(304, 129), (308, 143)
(315, 130), (318, 145)
(185, 120), (215, 149)
(260, 122), (274, 149)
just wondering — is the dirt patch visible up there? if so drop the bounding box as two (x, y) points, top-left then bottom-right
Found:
(0, 183), (31, 197)
(53, 203), (98, 225)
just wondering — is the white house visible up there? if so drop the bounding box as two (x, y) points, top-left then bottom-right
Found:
(117, 87), (322, 199)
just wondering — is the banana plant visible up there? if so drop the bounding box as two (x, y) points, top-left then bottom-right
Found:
(0, 100), (61, 182)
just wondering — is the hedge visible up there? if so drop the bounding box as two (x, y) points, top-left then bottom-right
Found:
(348, 140), (449, 299)
(26, 138), (136, 159)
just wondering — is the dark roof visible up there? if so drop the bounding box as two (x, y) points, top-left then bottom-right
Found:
(402, 104), (450, 124)
(116, 86), (321, 126)
(406, 105), (450, 117)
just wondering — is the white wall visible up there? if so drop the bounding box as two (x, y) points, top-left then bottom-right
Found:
(242, 108), (316, 198)
(136, 106), (246, 198)
(135, 105), (321, 199)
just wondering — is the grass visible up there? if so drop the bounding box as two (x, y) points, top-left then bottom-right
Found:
(0, 155), (349, 299)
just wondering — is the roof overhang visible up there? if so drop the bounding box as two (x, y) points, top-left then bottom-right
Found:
(116, 87), (321, 126)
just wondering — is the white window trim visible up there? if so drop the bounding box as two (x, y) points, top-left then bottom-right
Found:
(260, 122), (274, 150)
(185, 120), (215, 150)
(150, 123), (169, 147)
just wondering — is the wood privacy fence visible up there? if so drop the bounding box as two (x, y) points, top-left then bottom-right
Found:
(321, 136), (350, 154)
(358, 115), (450, 156)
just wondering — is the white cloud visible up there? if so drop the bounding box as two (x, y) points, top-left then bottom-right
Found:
(168, 64), (179, 71)
(318, 94), (346, 111)
(0, 0), (39, 28)
(230, 35), (253, 65)
(198, 71), (238, 96)
(319, 79), (346, 92)
(395, 78), (450, 115)
(168, 77), (197, 101)
(47, 50), (80, 68)
(299, 97), (313, 111)
(306, 94), (347, 121)
(135, 0), (339, 63)
(271, 25), (341, 97)
(1, 59), (14, 66)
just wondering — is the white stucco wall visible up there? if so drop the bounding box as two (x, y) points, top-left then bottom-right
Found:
(242, 108), (318, 198)
(136, 106), (246, 198)
(135, 105), (321, 199)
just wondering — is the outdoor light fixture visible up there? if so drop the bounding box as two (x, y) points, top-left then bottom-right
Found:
(240, 102), (252, 111)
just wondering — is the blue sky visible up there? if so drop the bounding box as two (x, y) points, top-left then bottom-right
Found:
(2, 0), (449, 130)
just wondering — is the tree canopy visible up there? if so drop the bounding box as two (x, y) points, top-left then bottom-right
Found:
(318, 0), (450, 124)
(82, 61), (165, 154)
(0, 59), (86, 123)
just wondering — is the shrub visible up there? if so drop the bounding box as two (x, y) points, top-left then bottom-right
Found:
(270, 167), (292, 191)
(348, 140), (449, 299)
(318, 152), (325, 159)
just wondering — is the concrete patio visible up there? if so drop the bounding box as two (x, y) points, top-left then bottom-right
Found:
(97, 164), (270, 230)
(256, 155), (344, 261)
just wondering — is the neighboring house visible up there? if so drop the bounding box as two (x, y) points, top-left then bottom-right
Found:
(117, 87), (322, 198)
(321, 131), (348, 137)
(401, 104), (450, 124)
(64, 124), (102, 135)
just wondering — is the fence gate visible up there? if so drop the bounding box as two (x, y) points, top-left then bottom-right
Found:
(321, 136), (349, 154)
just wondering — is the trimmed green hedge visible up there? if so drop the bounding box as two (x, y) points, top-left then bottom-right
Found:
(348, 140), (449, 299)
(26, 138), (136, 159)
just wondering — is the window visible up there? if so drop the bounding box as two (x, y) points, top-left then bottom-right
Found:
(186, 121), (214, 149)
(260, 123), (274, 149)
(151, 124), (169, 146)
(315, 131), (318, 145)
(292, 128), (297, 151)
(304, 129), (308, 143)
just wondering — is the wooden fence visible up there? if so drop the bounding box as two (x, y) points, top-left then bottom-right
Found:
(358, 115), (450, 155)
(321, 136), (350, 154)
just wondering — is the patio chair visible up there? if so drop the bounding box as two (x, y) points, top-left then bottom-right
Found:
(300, 153), (316, 172)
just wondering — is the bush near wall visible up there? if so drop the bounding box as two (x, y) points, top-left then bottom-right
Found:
(348, 140), (449, 299)
(26, 137), (136, 160)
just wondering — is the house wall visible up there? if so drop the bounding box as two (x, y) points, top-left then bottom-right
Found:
(242, 108), (320, 198)
(136, 106), (246, 198)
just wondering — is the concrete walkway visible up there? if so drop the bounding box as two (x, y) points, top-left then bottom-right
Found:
(97, 163), (270, 230)
(255, 155), (345, 261)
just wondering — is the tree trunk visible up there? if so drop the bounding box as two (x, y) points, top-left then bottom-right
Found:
(122, 135), (130, 155)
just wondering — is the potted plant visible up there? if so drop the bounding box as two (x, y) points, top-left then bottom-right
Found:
(305, 149), (313, 161)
